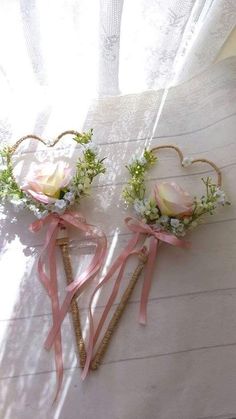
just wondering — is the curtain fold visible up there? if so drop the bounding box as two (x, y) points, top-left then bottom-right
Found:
(0, 0), (235, 140)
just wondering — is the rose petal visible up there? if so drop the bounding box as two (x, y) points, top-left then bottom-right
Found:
(162, 198), (193, 216)
(26, 189), (57, 204)
(159, 182), (193, 206)
(25, 180), (44, 193)
(154, 182), (194, 217)
(154, 185), (171, 215)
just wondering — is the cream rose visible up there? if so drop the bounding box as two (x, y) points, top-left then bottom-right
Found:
(22, 162), (72, 204)
(154, 182), (194, 217)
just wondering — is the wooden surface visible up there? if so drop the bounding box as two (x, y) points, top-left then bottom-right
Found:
(0, 58), (236, 419)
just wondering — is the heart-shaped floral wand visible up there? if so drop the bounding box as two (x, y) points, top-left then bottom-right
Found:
(0, 130), (107, 400)
(82, 145), (230, 376)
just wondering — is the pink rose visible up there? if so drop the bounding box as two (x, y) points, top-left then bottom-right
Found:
(154, 182), (194, 217)
(23, 162), (72, 204)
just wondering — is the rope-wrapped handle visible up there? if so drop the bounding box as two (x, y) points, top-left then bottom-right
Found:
(57, 237), (87, 368)
(91, 251), (147, 370)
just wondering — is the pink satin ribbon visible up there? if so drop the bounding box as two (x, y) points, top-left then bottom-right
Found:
(30, 211), (107, 400)
(82, 216), (190, 379)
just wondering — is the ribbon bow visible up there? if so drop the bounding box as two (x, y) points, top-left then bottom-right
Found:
(30, 211), (107, 400)
(82, 216), (190, 379)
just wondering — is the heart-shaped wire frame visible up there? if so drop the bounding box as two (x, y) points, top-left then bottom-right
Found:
(8, 129), (81, 166)
(151, 144), (222, 187)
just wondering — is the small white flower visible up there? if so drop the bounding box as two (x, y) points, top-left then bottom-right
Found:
(77, 184), (84, 191)
(69, 185), (77, 192)
(170, 218), (180, 228)
(10, 198), (25, 212)
(33, 209), (42, 219)
(54, 199), (67, 210)
(85, 143), (99, 154)
(28, 204), (37, 212)
(182, 156), (193, 167)
(134, 199), (146, 215)
(214, 188), (226, 204)
(159, 215), (169, 224)
(64, 192), (75, 202)
(177, 224), (184, 232)
(37, 210), (49, 219)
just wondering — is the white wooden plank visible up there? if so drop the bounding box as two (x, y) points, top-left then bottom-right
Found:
(1, 345), (236, 419)
(2, 289), (236, 379)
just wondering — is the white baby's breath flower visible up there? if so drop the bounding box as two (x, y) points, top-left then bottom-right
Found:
(10, 198), (25, 212)
(134, 199), (146, 215)
(159, 215), (169, 224)
(37, 210), (49, 219)
(54, 199), (67, 211)
(64, 192), (75, 202)
(77, 184), (84, 191)
(170, 218), (180, 228)
(214, 188), (226, 204)
(182, 156), (193, 167)
(33, 209), (42, 219)
(85, 143), (99, 154)
(177, 223), (184, 232)
(68, 185), (77, 192)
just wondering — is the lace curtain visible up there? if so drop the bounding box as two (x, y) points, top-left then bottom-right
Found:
(0, 0), (235, 141)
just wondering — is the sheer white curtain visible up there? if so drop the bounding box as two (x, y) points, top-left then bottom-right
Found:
(0, 0), (235, 141)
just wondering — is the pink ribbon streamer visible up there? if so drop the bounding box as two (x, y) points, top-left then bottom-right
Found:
(82, 216), (190, 379)
(30, 211), (107, 400)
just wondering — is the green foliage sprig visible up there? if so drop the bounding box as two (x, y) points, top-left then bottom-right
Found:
(123, 149), (157, 203)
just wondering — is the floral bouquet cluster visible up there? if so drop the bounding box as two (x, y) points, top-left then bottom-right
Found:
(123, 147), (230, 237)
